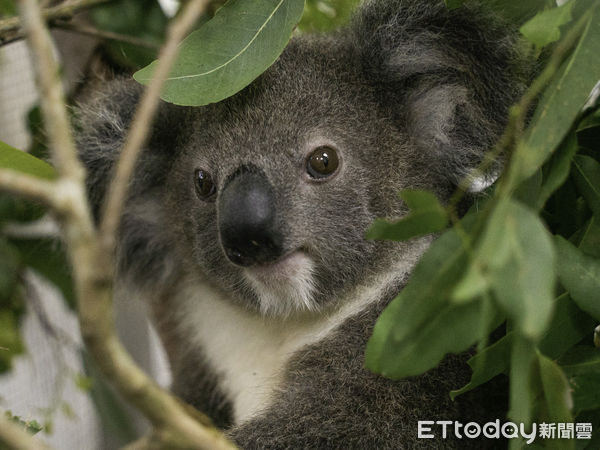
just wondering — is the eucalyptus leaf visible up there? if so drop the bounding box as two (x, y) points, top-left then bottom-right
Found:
(537, 131), (578, 210)
(135, 0), (306, 106)
(366, 190), (448, 241)
(514, 169), (542, 209)
(0, 0), (15, 16)
(512, 6), (600, 185)
(574, 409), (600, 449)
(91, 0), (167, 69)
(0, 195), (45, 224)
(0, 140), (55, 180)
(509, 335), (535, 424)
(299, 0), (360, 32)
(365, 217), (492, 379)
(0, 238), (21, 301)
(480, 200), (556, 340)
(572, 155), (600, 218)
(520, 1), (574, 49)
(0, 310), (23, 373)
(577, 108), (600, 132)
(570, 375), (600, 413)
(537, 353), (574, 426)
(82, 351), (138, 443)
(559, 346), (600, 377)
(578, 216), (600, 258)
(451, 294), (594, 399)
(447, 0), (554, 24)
(554, 235), (600, 321)
(10, 239), (75, 308)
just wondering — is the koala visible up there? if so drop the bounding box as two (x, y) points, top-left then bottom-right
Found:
(77, 0), (531, 448)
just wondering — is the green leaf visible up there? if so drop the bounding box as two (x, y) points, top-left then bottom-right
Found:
(514, 169), (543, 209)
(10, 239), (75, 308)
(366, 217), (491, 379)
(0, 195), (45, 224)
(520, 1), (575, 49)
(91, 0), (167, 69)
(0, 238), (21, 301)
(537, 353), (574, 425)
(0, 140), (56, 180)
(82, 351), (138, 443)
(479, 200), (556, 339)
(3, 411), (43, 435)
(0, 310), (23, 373)
(578, 108), (600, 132)
(447, 0), (554, 24)
(366, 190), (448, 241)
(571, 375), (600, 413)
(559, 345), (600, 411)
(559, 346), (600, 377)
(572, 155), (600, 218)
(451, 294), (594, 399)
(538, 296), (597, 359)
(0, 0), (15, 16)
(74, 373), (94, 391)
(512, 7), (600, 185)
(298, 0), (360, 33)
(450, 332), (512, 400)
(574, 409), (600, 449)
(578, 216), (600, 258)
(509, 335), (535, 424)
(135, 0), (306, 106)
(444, 0), (464, 10)
(554, 235), (600, 321)
(491, 0), (556, 24)
(537, 131), (578, 210)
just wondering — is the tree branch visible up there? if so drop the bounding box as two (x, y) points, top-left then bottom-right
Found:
(98, 0), (211, 254)
(53, 20), (160, 49)
(19, 0), (87, 183)
(1, 0), (111, 36)
(0, 415), (53, 450)
(14, 0), (237, 448)
(0, 169), (57, 208)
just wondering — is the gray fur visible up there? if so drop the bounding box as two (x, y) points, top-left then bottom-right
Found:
(76, 0), (530, 447)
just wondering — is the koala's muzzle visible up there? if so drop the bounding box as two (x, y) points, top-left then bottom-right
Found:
(218, 168), (283, 267)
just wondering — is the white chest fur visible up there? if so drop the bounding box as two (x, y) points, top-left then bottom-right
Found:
(174, 240), (430, 424)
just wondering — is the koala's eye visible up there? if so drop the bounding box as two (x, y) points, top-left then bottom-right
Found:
(306, 146), (339, 179)
(194, 169), (216, 200)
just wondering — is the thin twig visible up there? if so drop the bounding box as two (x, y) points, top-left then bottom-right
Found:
(0, 0), (111, 36)
(0, 415), (53, 450)
(53, 20), (160, 50)
(99, 0), (211, 254)
(18, 0), (236, 448)
(19, 0), (87, 183)
(0, 169), (57, 208)
(1, 20), (161, 49)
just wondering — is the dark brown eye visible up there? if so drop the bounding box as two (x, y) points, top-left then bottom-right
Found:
(306, 146), (339, 179)
(194, 169), (216, 199)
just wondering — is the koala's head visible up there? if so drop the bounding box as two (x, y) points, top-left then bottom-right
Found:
(78, 0), (530, 317)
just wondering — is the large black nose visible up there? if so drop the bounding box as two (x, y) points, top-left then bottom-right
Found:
(218, 167), (283, 266)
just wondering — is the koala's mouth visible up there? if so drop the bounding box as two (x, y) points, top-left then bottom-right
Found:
(242, 250), (318, 315)
(244, 250), (312, 283)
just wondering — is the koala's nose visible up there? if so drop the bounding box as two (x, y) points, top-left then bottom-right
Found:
(218, 168), (283, 267)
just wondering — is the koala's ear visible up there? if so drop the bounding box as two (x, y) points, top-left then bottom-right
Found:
(75, 78), (186, 219)
(351, 0), (530, 189)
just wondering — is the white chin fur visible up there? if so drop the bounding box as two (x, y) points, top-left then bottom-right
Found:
(243, 251), (317, 316)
